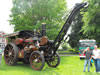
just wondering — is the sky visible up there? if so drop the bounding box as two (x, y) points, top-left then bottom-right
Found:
(67, 0), (83, 8)
(0, 0), (82, 34)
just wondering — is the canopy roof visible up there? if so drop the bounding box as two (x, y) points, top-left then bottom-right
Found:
(3, 30), (34, 38)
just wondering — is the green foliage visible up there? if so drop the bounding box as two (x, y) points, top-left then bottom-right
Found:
(62, 44), (67, 50)
(9, 0), (67, 40)
(81, 0), (100, 44)
(61, 42), (72, 50)
(68, 48), (76, 52)
(68, 13), (87, 50)
(68, 0), (100, 48)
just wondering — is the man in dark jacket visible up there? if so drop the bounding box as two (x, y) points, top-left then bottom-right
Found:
(83, 47), (92, 72)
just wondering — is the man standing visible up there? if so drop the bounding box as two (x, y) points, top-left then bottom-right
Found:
(83, 47), (92, 72)
(93, 45), (100, 72)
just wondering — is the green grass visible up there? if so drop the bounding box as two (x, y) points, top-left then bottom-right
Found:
(0, 56), (100, 75)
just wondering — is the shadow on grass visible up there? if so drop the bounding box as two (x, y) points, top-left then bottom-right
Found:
(1, 56), (99, 75)
(1, 64), (61, 75)
(0, 57), (61, 75)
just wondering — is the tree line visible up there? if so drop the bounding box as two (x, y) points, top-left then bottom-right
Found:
(9, 0), (100, 49)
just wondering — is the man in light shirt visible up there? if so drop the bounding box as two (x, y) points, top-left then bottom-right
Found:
(93, 45), (100, 72)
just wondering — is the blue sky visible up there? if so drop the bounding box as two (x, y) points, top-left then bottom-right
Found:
(0, 0), (82, 34)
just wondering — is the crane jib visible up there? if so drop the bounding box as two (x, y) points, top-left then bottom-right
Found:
(48, 2), (88, 56)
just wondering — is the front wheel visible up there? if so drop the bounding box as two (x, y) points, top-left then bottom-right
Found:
(4, 43), (18, 65)
(47, 53), (60, 68)
(29, 51), (45, 71)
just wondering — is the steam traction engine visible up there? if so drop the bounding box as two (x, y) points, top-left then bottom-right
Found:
(4, 3), (88, 70)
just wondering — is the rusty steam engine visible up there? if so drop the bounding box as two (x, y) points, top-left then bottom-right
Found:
(4, 2), (88, 70)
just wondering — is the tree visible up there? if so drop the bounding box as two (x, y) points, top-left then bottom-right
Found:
(68, 13), (86, 50)
(9, 0), (67, 40)
(81, 0), (100, 45)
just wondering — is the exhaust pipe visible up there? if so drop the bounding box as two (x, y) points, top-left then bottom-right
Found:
(41, 23), (46, 36)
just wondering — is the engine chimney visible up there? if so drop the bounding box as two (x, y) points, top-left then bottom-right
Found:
(41, 23), (46, 36)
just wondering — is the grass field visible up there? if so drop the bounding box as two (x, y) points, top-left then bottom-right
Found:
(0, 56), (100, 75)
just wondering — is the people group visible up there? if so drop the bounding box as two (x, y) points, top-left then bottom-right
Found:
(83, 45), (100, 73)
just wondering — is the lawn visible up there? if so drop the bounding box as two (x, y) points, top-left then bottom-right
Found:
(0, 56), (100, 75)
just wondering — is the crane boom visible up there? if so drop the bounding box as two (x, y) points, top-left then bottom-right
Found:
(48, 2), (88, 56)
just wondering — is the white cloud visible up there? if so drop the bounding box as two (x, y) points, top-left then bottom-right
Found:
(67, 0), (83, 8)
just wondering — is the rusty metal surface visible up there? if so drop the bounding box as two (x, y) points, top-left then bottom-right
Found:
(18, 50), (24, 58)
(40, 36), (48, 46)
(15, 38), (23, 44)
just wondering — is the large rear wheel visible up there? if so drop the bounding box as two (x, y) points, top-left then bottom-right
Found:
(30, 51), (45, 71)
(47, 53), (60, 68)
(4, 43), (18, 65)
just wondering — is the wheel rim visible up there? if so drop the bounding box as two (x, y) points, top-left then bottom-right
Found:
(4, 44), (15, 65)
(47, 54), (60, 67)
(30, 52), (44, 70)
(49, 56), (58, 66)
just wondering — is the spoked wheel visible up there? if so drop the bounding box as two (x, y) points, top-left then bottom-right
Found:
(4, 43), (18, 65)
(30, 51), (45, 71)
(47, 53), (60, 68)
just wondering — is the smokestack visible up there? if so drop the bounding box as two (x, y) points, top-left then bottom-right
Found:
(41, 23), (46, 36)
